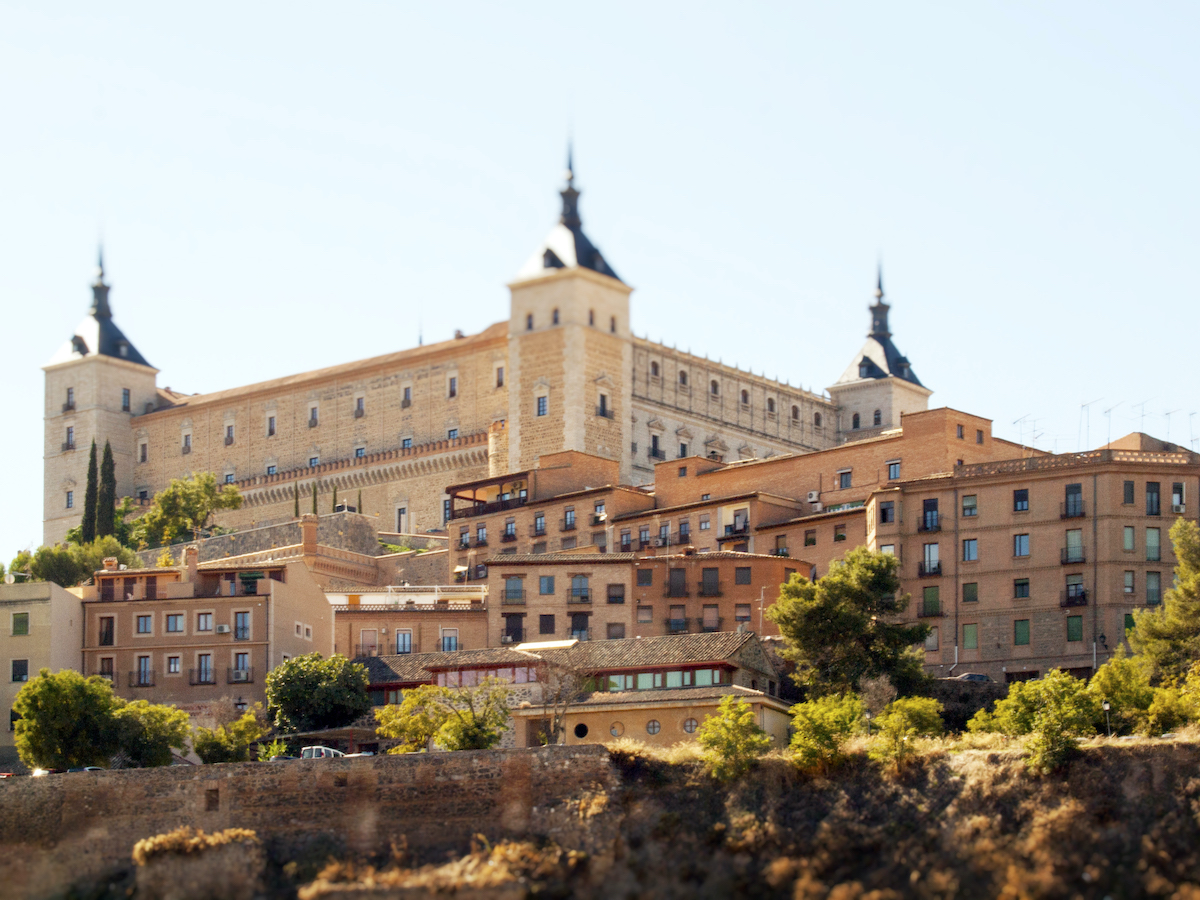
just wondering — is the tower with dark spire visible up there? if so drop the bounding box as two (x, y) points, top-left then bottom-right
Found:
(43, 250), (160, 544)
(826, 269), (932, 441)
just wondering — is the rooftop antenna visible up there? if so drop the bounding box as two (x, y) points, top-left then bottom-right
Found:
(418, 317), (423, 347)
(1014, 414), (1030, 455)
(1079, 398), (1102, 452)
(1164, 409), (1180, 442)
(1190, 412), (1197, 451)
(1103, 402), (1121, 448)
(1133, 400), (1150, 433)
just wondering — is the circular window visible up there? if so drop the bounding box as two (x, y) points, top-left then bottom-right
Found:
(573, 723), (589, 739)
(682, 718), (698, 734)
(610, 722), (624, 737)
(646, 719), (661, 735)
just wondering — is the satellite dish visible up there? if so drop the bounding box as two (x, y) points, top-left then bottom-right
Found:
(4, 574), (14, 584)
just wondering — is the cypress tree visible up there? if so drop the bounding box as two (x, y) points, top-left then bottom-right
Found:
(293, 484), (300, 518)
(96, 441), (116, 538)
(81, 440), (99, 544)
(311, 483), (318, 515)
(332, 485), (338, 512)
(357, 490), (362, 514)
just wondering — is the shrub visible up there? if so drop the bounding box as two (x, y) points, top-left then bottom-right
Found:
(789, 693), (863, 774)
(870, 696), (944, 767)
(695, 695), (772, 782)
(192, 706), (269, 763)
(1022, 670), (1098, 773)
(1086, 648), (1154, 735)
(260, 738), (291, 760)
(376, 679), (513, 752)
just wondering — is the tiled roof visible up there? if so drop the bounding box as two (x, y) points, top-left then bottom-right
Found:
(570, 683), (788, 709)
(483, 553), (639, 566)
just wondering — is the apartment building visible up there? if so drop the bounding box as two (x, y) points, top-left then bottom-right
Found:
(79, 550), (333, 706)
(328, 585), (488, 657)
(871, 436), (1200, 681)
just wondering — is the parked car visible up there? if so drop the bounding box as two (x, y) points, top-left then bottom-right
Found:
(300, 746), (345, 759)
(66, 767), (106, 773)
(953, 672), (995, 683)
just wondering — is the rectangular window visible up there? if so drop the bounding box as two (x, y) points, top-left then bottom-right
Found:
(401, 438), (412, 450)
(702, 604), (719, 631)
(735, 567), (752, 585)
(1013, 534), (1030, 557)
(98, 616), (114, 646)
(166, 614), (183, 633)
(496, 366), (504, 388)
(838, 471), (852, 490)
(197, 613), (213, 632)
(539, 614), (555, 635)
(962, 495), (977, 517)
(606, 623), (626, 640)
(66, 425), (74, 447)
(226, 424), (234, 442)
(735, 603), (751, 622)
(447, 429), (458, 439)
(699, 514), (710, 531)
(536, 396), (548, 417)
(268, 416), (276, 436)
(1067, 616), (1083, 643)
(956, 424), (965, 439)
(925, 626), (939, 651)
(923, 543), (939, 570)
(448, 376), (457, 398)
(1013, 489), (1029, 512)
(879, 544), (895, 556)
(235, 652), (249, 672)
(922, 586), (940, 616)
(963, 582), (978, 603)
(1125, 614), (1136, 633)
(235, 611), (250, 641)
(879, 501), (895, 524)
(66, 490), (74, 509)
(1124, 480), (1135, 504)
(962, 538), (978, 562)
(167, 656), (180, 674)
(11, 612), (29, 636)
(225, 473), (235, 484)
(1014, 619), (1030, 646)
(66, 387), (74, 408)
(402, 386), (412, 405)
(309, 406), (319, 426)
(887, 461), (901, 480)
(1014, 578), (1030, 598)
(11, 660), (28, 683)
(1064, 483), (1083, 517)
(1172, 482), (1185, 510)
(355, 447), (365, 458)
(1147, 571), (1162, 606)
(309, 457), (319, 468)
(1124, 570), (1135, 594)
(1147, 527), (1161, 561)
(395, 631), (412, 654)
(441, 629), (458, 651)
(1124, 526), (1135, 552)
(963, 624), (978, 650)
(976, 429), (984, 444)
(637, 606), (653, 623)
(197, 654), (213, 682)
(1147, 482), (1161, 516)
(834, 524), (847, 542)
(607, 584), (625, 604)
(136, 615), (152, 634)
(122, 388), (131, 411)
(636, 569), (652, 587)
(139, 443), (148, 463)
(266, 465), (277, 475)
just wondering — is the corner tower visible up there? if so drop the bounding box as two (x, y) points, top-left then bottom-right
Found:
(827, 269), (932, 441)
(506, 156), (634, 482)
(43, 252), (159, 544)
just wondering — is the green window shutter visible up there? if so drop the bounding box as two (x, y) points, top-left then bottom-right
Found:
(1014, 619), (1030, 646)
(1067, 616), (1083, 643)
(963, 624), (978, 650)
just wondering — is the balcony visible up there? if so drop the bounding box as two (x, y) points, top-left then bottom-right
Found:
(697, 581), (723, 597)
(701, 618), (724, 633)
(917, 561), (942, 577)
(568, 590), (591, 604)
(774, 547), (789, 556)
(224, 435), (235, 446)
(308, 418), (319, 428)
(354, 407), (365, 419)
(723, 523), (750, 537)
(638, 540), (651, 550)
(1060, 548), (1086, 565)
(591, 514), (606, 526)
(570, 629), (590, 642)
(127, 670), (156, 688)
(1060, 500), (1086, 519)
(227, 667), (255, 684)
(665, 618), (689, 634)
(560, 519), (577, 532)
(93, 671), (115, 683)
(529, 524), (547, 537)
(401, 397), (412, 409)
(675, 532), (692, 545)
(500, 532), (517, 543)
(62, 401), (75, 413)
(189, 669), (217, 686)
(918, 601), (943, 618)
(354, 644), (384, 657)
(595, 406), (615, 419)
(619, 541), (633, 553)
(457, 538), (470, 550)
(664, 585), (690, 599)
(655, 536), (671, 548)
(649, 448), (666, 461)
(181, 444), (192, 455)
(471, 537), (488, 548)
(61, 441), (75, 452)
(502, 590), (526, 605)
(449, 496), (528, 521)
(917, 514), (941, 533)
(1060, 590), (1089, 608)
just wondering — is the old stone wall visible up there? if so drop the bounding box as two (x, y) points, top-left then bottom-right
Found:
(0, 745), (616, 900)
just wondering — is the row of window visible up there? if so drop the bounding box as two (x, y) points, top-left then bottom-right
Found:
(918, 571), (1163, 607)
(97, 611), (253, 643)
(918, 525), (1167, 569)
(644, 365), (825, 427)
(526, 308), (618, 332)
(93, 651), (252, 685)
(61, 387), (133, 415)
(901, 481), (1186, 526)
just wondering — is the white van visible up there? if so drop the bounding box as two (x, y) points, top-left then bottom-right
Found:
(301, 746), (345, 759)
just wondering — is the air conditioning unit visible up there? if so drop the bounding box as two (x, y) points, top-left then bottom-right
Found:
(1173, 504), (1186, 514)
(807, 491), (821, 503)
(215, 624), (231, 634)
(380, 627), (387, 633)
(655, 537), (669, 547)
(231, 670), (250, 682)
(811, 502), (823, 512)
(500, 635), (513, 644)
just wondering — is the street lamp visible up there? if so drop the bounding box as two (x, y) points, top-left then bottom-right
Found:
(1102, 700), (1111, 738)
(864, 710), (872, 737)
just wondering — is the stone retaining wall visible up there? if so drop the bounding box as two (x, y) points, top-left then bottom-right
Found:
(0, 745), (616, 900)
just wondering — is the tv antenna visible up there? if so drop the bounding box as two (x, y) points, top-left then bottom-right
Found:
(1164, 409), (1180, 443)
(1079, 398), (1102, 452)
(1103, 402), (1121, 449)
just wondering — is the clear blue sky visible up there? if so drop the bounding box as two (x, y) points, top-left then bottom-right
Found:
(2, 2), (1197, 559)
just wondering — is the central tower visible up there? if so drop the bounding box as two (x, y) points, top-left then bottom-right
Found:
(506, 156), (634, 482)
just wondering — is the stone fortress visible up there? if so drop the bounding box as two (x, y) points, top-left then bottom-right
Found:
(42, 160), (930, 547)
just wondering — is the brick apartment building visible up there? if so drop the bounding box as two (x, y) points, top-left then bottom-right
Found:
(327, 585), (488, 658)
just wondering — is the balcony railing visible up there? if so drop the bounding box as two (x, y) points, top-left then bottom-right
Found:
(655, 536), (671, 547)
(127, 670), (156, 688)
(649, 448), (666, 460)
(502, 590), (526, 605)
(1060, 548), (1086, 565)
(701, 618), (724, 633)
(457, 538), (470, 550)
(224, 435), (235, 446)
(62, 401), (75, 412)
(568, 590), (591, 604)
(1060, 500), (1086, 519)
(227, 667), (255, 684)
(591, 514), (606, 525)
(723, 523), (750, 537)
(471, 537), (488, 548)
(1060, 590), (1089, 608)
(530, 524), (547, 537)
(308, 418), (319, 428)
(181, 444), (192, 455)
(638, 539), (651, 550)
(697, 581), (723, 597)
(570, 630), (590, 642)
(561, 519), (577, 531)
(917, 514), (941, 533)
(501, 532), (517, 542)
(917, 561), (942, 577)
(664, 584), (690, 598)
(401, 397), (411, 409)
(619, 541), (633, 553)
(666, 618), (689, 634)
(354, 644), (383, 657)
(61, 441), (75, 452)
(448, 496), (527, 521)
(93, 671), (115, 683)
(675, 532), (691, 544)
(774, 547), (789, 556)
(595, 406), (615, 419)
(354, 407), (365, 418)
(189, 669), (217, 686)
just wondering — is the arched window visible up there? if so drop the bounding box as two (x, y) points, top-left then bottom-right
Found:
(588, 309), (595, 326)
(552, 308), (560, 325)
(852, 413), (861, 430)
(679, 371), (688, 386)
(767, 398), (776, 414)
(814, 412), (823, 428)
(610, 316), (616, 333)
(873, 409), (882, 427)
(710, 380), (719, 396)
(526, 313), (533, 331)
(741, 389), (749, 405)
(791, 405), (799, 421)
(651, 361), (660, 377)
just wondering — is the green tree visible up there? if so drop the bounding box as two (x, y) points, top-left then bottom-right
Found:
(192, 706), (270, 763)
(81, 440), (99, 544)
(265, 653), (371, 733)
(12, 669), (123, 769)
(1024, 670), (1098, 773)
(331, 485), (338, 512)
(115, 700), (191, 767)
(766, 547), (930, 697)
(293, 484), (300, 518)
(131, 472), (244, 548)
(28, 545), (83, 588)
(96, 441), (116, 538)
(1086, 647), (1154, 735)
(695, 695), (773, 783)
(789, 693), (863, 774)
(1130, 518), (1200, 680)
(9, 549), (33, 580)
(869, 696), (944, 767)
(312, 483), (318, 515)
(376, 679), (513, 752)
(65, 496), (138, 549)
(357, 490), (362, 514)
(72, 536), (139, 581)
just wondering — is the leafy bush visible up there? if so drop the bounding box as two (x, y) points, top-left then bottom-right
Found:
(265, 653), (371, 733)
(695, 695), (773, 782)
(870, 696), (944, 767)
(1086, 648), (1154, 735)
(192, 706), (269, 763)
(1022, 670), (1098, 773)
(260, 738), (291, 760)
(115, 700), (191, 767)
(789, 693), (863, 774)
(376, 679), (513, 752)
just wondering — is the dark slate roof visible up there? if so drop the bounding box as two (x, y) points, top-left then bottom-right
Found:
(47, 257), (153, 369)
(833, 277), (921, 388)
(514, 164), (622, 283)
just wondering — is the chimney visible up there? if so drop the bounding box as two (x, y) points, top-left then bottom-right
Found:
(183, 546), (199, 583)
(300, 514), (319, 559)
(103, 557), (119, 571)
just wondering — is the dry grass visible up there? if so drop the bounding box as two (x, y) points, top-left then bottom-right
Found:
(603, 737), (706, 765)
(131, 826), (259, 865)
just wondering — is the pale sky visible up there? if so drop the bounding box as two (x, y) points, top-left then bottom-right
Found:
(2, 2), (1198, 558)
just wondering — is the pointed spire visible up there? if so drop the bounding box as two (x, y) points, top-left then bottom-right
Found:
(869, 264), (890, 339)
(559, 144), (581, 229)
(90, 245), (112, 319)
(874, 262), (884, 301)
